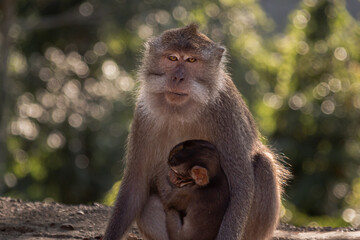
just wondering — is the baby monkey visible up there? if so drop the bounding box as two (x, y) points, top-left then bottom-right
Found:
(164, 140), (230, 240)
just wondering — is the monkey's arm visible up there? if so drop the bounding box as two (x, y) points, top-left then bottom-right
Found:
(103, 116), (150, 240)
(104, 175), (148, 240)
(211, 90), (257, 240)
(216, 157), (254, 240)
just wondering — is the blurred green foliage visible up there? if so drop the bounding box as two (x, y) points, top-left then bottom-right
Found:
(1, 0), (360, 228)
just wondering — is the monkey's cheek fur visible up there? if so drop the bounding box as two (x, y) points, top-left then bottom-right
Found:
(164, 92), (189, 105)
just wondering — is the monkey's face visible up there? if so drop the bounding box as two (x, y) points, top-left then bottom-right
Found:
(169, 164), (210, 188)
(141, 51), (219, 120)
(139, 25), (226, 121)
(168, 165), (195, 188)
(159, 51), (203, 106)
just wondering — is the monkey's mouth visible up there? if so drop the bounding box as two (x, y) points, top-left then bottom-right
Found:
(174, 176), (194, 188)
(178, 179), (194, 187)
(167, 91), (188, 97)
(168, 91), (188, 96)
(164, 91), (189, 104)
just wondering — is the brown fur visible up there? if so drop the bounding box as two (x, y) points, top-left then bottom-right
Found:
(103, 24), (290, 240)
(164, 140), (229, 240)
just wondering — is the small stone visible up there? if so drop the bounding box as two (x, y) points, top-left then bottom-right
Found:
(77, 210), (85, 215)
(60, 224), (74, 230)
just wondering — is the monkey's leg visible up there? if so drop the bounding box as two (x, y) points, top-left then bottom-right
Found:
(165, 209), (182, 240)
(136, 194), (169, 240)
(242, 152), (281, 240)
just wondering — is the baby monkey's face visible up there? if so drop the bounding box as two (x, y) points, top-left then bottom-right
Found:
(168, 140), (219, 188)
(168, 165), (209, 188)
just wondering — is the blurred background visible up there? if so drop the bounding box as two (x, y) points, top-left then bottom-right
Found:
(1, 0), (360, 228)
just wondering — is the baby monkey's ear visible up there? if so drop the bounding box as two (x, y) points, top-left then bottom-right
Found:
(190, 166), (209, 186)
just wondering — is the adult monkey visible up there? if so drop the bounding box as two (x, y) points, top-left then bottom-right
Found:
(104, 24), (289, 240)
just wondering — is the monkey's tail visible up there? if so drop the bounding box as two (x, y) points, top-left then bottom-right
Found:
(255, 144), (292, 196)
(273, 150), (292, 196)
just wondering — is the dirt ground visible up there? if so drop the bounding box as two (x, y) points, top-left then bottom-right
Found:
(0, 197), (111, 240)
(1, 197), (360, 240)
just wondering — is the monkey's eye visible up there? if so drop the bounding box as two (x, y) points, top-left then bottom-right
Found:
(168, 56), (178, 61)
(187, 57), (196, 63)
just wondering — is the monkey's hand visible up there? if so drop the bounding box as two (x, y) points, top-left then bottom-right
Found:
(168, 169), (181, 186)
(168, 169), (194, 188)
(190, 166), (209, 186)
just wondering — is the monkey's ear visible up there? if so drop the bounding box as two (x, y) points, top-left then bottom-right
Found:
(215, 46), (226, 61)
(191, 166), (209, 186)
(144, 37), (154, 51)
(144, 37), (161, 53)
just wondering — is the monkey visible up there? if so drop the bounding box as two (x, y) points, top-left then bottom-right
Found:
(164, 140), (229, 240)
(103, 24), (290, 240)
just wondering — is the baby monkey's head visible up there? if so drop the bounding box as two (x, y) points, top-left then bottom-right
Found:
(168, 140), (221, 188)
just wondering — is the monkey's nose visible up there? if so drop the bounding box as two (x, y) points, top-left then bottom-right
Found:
(172, 76), (185, 83)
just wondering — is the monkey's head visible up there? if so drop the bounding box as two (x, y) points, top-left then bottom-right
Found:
(168, 140), (222, 187)
(139, 24), (226, 122)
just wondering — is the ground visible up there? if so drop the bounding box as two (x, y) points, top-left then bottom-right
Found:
(1, 197), (360, 240)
